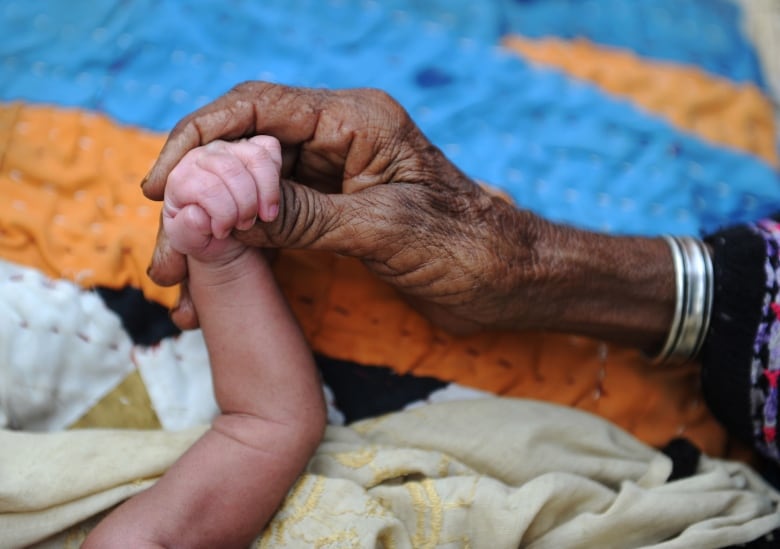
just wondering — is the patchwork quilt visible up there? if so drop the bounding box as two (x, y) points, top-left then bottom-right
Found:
(2, 1), (780, 546)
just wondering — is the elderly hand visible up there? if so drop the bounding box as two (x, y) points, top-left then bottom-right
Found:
(143, 82), (673, 348)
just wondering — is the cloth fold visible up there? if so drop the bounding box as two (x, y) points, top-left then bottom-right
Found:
(3, 398), (779, 549)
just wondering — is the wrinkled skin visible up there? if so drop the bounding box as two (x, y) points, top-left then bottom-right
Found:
(143, 82), (551, 334)
(143, 82), (673, 348)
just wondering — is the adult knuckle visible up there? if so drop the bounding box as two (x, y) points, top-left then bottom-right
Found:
(229, 80), (257, 96)
(361, 87), (398, 108)
(366, 89), (411, 123)
(169, 112), (197, 140)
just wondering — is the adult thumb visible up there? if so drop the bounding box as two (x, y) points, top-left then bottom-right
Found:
(233, 177), (381, 257)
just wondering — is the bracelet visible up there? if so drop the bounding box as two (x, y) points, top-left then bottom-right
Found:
(650, 235), (714, 365)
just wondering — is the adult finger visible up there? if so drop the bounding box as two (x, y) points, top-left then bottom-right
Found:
(142, 82), (326, 201)
(142, 83), (417, 200)
(170, 281), (200, 330)
(232, 176), (406, 258)
(147, 213), (188, 287)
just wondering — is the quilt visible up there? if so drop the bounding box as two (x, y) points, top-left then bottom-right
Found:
(2, 1), (780, 547)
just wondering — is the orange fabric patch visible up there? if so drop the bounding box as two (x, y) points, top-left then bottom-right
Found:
(503, 37), (779, 166)
(0, 102), (173, 306)
(0, 101), (732, 456)
(277, 250), (726, 453)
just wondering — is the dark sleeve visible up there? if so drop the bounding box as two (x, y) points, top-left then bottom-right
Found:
(701, 215), (780, 463)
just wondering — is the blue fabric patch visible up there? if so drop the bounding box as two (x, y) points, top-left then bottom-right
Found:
(1, 0), (778, 238)
(415, 67), (455, 88)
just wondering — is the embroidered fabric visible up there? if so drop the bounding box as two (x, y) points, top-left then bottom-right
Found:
(749, 219), (780, 461)
(8, 399), (780, 549)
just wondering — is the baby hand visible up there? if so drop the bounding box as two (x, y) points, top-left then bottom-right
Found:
(162, 136), (282, 263)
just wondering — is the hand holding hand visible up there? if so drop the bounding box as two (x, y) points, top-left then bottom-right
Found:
(143, 82), (673, 350)
(162, 136), (281, 265)
(143, 82), (552, 333)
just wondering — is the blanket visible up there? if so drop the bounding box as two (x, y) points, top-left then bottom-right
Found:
(6, 399), (780, 549)
(2, 0), (780, 546)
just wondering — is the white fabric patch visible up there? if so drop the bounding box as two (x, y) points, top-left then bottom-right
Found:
(134, 330), (219, 431)
(0, 259), (344, 433)
(322, 383), (345, 426)
(403, 382), (494, 411)
(0, 259), (134, 431)
(135, 329), (344, 430)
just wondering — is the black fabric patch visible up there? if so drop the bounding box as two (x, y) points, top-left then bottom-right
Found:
(92, 286), (448, 425)
(95, 286), (181, 346)
(661, 438), (701, 481)
(316, 354), (448, 424)
(702, 224), (768, 444)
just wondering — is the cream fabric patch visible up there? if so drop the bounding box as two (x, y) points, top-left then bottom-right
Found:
(3, 399), (779, 549)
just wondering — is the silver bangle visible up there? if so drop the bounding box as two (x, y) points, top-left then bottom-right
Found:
(650, 235), (714, 365)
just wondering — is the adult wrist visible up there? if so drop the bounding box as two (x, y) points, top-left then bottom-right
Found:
(646, 236), (714, 365)
(520, 218), (675, 350)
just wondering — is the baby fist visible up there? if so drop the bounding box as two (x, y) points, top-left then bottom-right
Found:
(162, 136), (282, 262)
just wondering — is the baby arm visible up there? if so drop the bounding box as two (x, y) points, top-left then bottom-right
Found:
(84, 138), (326, 549)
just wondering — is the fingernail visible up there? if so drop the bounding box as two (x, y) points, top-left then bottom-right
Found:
(267, 203), (279, 221)
(239, 216), (257, 230)
(140, 169), (151, 188)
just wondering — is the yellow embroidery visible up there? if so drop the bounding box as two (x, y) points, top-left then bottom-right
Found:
(370, 465), (421, 486)
(258, 474), (326, 548)
(437, 455), (451, 478)
(423, 479), (444, 544)
(407, 483), (428, 549)
(332, 445), (378, 468)
(308, 527), (361, 548)
(406, 479), (448, 548)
